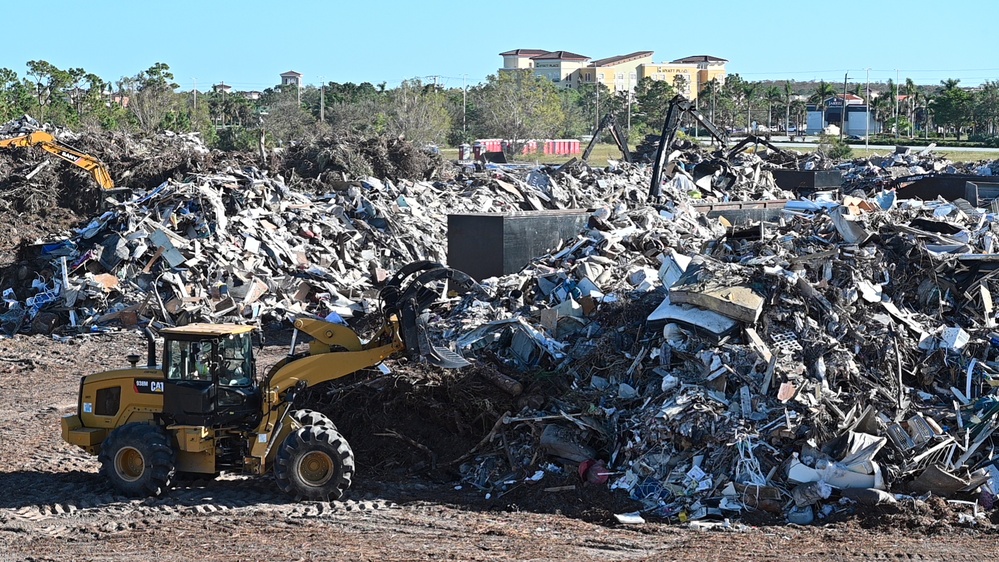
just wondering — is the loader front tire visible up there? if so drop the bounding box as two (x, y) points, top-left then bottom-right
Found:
(98, 423), (175, 497)
(274, 426), (354, 501)
(290, 409), (337, 430)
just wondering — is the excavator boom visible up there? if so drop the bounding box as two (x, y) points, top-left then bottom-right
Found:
(648, 95), (728, 199)
(582, 114), (633, 164)
(0, 130), (115, 190)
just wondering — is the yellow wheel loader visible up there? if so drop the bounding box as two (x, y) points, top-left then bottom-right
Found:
(61, 262), (482, 500)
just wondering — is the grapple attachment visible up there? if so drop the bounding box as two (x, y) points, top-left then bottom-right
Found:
(381, 261), (486, 369)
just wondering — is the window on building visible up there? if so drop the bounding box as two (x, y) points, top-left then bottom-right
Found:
(616, 73), (624, 80)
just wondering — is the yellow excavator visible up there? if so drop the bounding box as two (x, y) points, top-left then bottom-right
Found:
(62, 262), (483, 500)
(0, 130), (115, 190)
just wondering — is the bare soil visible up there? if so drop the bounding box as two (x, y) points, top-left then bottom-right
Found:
(1, 332), (996, 561)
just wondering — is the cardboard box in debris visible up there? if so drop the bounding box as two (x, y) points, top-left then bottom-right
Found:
(3, 119), (999, 525)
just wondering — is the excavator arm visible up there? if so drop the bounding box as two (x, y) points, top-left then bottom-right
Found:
(582, 114), (633, 164)
(726, 134), (799, 165)
(0, 130), (115, 190)
(649, 95), (728, 199)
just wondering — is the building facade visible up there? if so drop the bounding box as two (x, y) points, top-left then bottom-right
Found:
(637, 63), (698, 98)
(805, 94), (879, 136)
(527, 51), (591, 88)
(499, 49), (550, 71)
(280, 71), (302, 87)
(670, 55), (728, 93)
(579, 51), (653, 92)
(499, 50), (726, 96)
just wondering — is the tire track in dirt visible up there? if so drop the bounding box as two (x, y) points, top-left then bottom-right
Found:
(0, 469), (403, 541)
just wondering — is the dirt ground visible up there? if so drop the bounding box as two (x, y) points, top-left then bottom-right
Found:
(0, 331), (996, 562)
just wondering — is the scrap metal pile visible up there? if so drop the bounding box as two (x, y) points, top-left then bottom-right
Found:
(442, 184), (999, 526)
(3, 114), (999, 526)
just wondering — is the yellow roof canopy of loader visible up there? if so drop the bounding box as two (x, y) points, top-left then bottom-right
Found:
(159, 323), (256, 338)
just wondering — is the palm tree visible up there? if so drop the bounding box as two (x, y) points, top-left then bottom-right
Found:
(783, 80), (794, 134)
(884, 79), (899, 137)
(870, 91), (892, 134)
(701, 78), (720, 122)
(742, 82), (757, 131)
(790, 99), (807, 133)
(809, 81), (837, 132)
(764, 85), (781, 130)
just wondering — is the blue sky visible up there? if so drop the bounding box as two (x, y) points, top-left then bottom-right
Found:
(3, 0), (997, 91)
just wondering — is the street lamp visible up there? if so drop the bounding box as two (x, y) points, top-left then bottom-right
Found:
(865, 68), (870, 153)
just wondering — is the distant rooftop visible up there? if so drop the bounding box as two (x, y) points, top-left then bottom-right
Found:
(670, 55), (728, 64)
(531, 50), (589, 61)
(589, 51), (654, 67)
(499, 49), (550, 57)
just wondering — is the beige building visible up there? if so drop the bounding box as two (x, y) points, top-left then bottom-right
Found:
(637, 63), (698, 98)
(498, 50), (727, 96)
(498, 49), (550, 71)
(528, 51), (591, 88)
(578, 51), (654, 92)
(670, 55), (728, 92)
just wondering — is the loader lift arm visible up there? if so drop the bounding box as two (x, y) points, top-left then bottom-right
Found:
(649, 95), (728, 200)
(582, 113), (632, 164)
(0, 130), (115, 190)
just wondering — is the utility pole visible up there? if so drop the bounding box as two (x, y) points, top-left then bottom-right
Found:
(840, 72), (849, 140)
(320, 76), (325, 123)
(193, 78), (197, 114)
(462, 74), (467, 134)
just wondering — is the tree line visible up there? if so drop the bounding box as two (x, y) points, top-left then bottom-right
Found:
(2, 61), (998, 151)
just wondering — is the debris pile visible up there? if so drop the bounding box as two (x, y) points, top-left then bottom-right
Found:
(426, 186), (999, 527)
(4, 115), (999, 527)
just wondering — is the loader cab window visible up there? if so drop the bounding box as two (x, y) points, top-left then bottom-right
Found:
(220, 333), (253, 387)
(166, 339), (216, 382)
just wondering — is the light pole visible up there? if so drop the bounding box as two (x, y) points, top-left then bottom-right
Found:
(865, 68), (870, 153)
(595, 83), (600, 132)
(894, 68), (898, 138)
(840, 73), (849, 140)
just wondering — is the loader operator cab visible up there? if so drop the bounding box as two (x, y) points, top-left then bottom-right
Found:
(160, 324), (261, 428)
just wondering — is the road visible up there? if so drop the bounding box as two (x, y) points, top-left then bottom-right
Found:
(695, 135), (999, 153)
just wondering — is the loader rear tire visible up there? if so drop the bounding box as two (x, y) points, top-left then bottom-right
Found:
(290, 409), (337, 430)
(98, 423), (175, 497)
(274, 426), (354, 501)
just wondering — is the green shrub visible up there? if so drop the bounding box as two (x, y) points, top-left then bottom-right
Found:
(818, 134), (853, 159)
